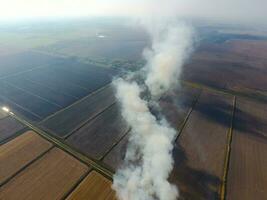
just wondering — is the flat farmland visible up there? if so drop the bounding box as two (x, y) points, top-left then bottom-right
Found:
(67, 103), (129, 160)
(0, 53), (115, 122)
(0, 51), (62, 78)
(0, 148), (89, 200)
(182, 39), (267, 94)
(0, 116), (25, 142)
(0, 80), (60, 119)
(226, 98), (267, 200)
(40, 84), (116, 138)
(0, 95), (41, 121)
(4, 76), (77, 108)
(170, 91), (234, 199)
(0, 131), (52, 185)
(36, 64), (112, 94)
(66, 171), (117, 200)
(23, 68), (90, 99)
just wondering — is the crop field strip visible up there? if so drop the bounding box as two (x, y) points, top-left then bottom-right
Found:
(38, 83), (112, 123)
(102, 86), (202, 172)
(226, 98), (267, 200)
(4, 76), (77, 108)
(183, 80), (267, 105)
(170, 91), (234, 200)
(0, 52), (114, 123)
(0, 115), (26, 143)
(0, 131), (53, 186)
(1, 80), (62, 109)
(0, 73), (113, 123)
(0, 80), (60, 119)
(65, 171), (117, 200)
(0, 147), (89, 200)
(40, 84), (116, 138)
(0, 128), (116, 199)
(0, 95), (42, 121)
(0, 51), (62, 78)
(66, 103), (130, 160)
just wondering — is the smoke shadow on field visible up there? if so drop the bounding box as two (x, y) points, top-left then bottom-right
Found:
(170, 144), (221, 200)
(193, 98), (267, 141)
(233, 107), (267, 141)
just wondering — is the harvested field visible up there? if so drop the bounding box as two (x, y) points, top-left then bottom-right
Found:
(40, 84), (116, 138)
(0, 116), (25, 142)
(226, 98), (267, 200)
(0, 131), (52, 185)
(66, 171), (116, 200)
(0, 148), (88, 200)
(0, 81), (60, 119)
(170, 91), (234, 199)
(67, 103), (129, 160)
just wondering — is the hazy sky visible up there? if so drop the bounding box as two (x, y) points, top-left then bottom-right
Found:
(0, 0), (266, 25)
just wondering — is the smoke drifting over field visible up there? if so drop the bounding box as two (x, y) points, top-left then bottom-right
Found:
(112, 13), (193, 200)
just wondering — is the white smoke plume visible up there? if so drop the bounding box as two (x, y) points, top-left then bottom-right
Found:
(112, 11), (193, 200)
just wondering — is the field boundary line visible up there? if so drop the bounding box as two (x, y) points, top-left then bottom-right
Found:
(63, 101), (117, 139)
(61, 169), (92, 200)
(219, 96), (236, 200)
(0, 145), (54, 187)
(100, 128), (131, 162)
(9, 112), (114, 179)
(175, 89), (202, 141)
(39, 83), (112, 123)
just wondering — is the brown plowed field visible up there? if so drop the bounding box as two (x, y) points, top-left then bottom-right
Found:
(66, 171), (117, 200)
(170, 91), (234, 199)
(0, 148), (88, 200)
(226, 98), (267, 200)
(0, 131), (52, 185)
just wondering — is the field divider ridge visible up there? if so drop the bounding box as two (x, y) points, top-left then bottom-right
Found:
(63, 101), (116, 139)
(175, 89), (202, 141)
(219, 96), (236, 200)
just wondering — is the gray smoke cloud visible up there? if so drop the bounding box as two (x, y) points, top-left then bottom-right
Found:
(112, 16), (193, 200)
